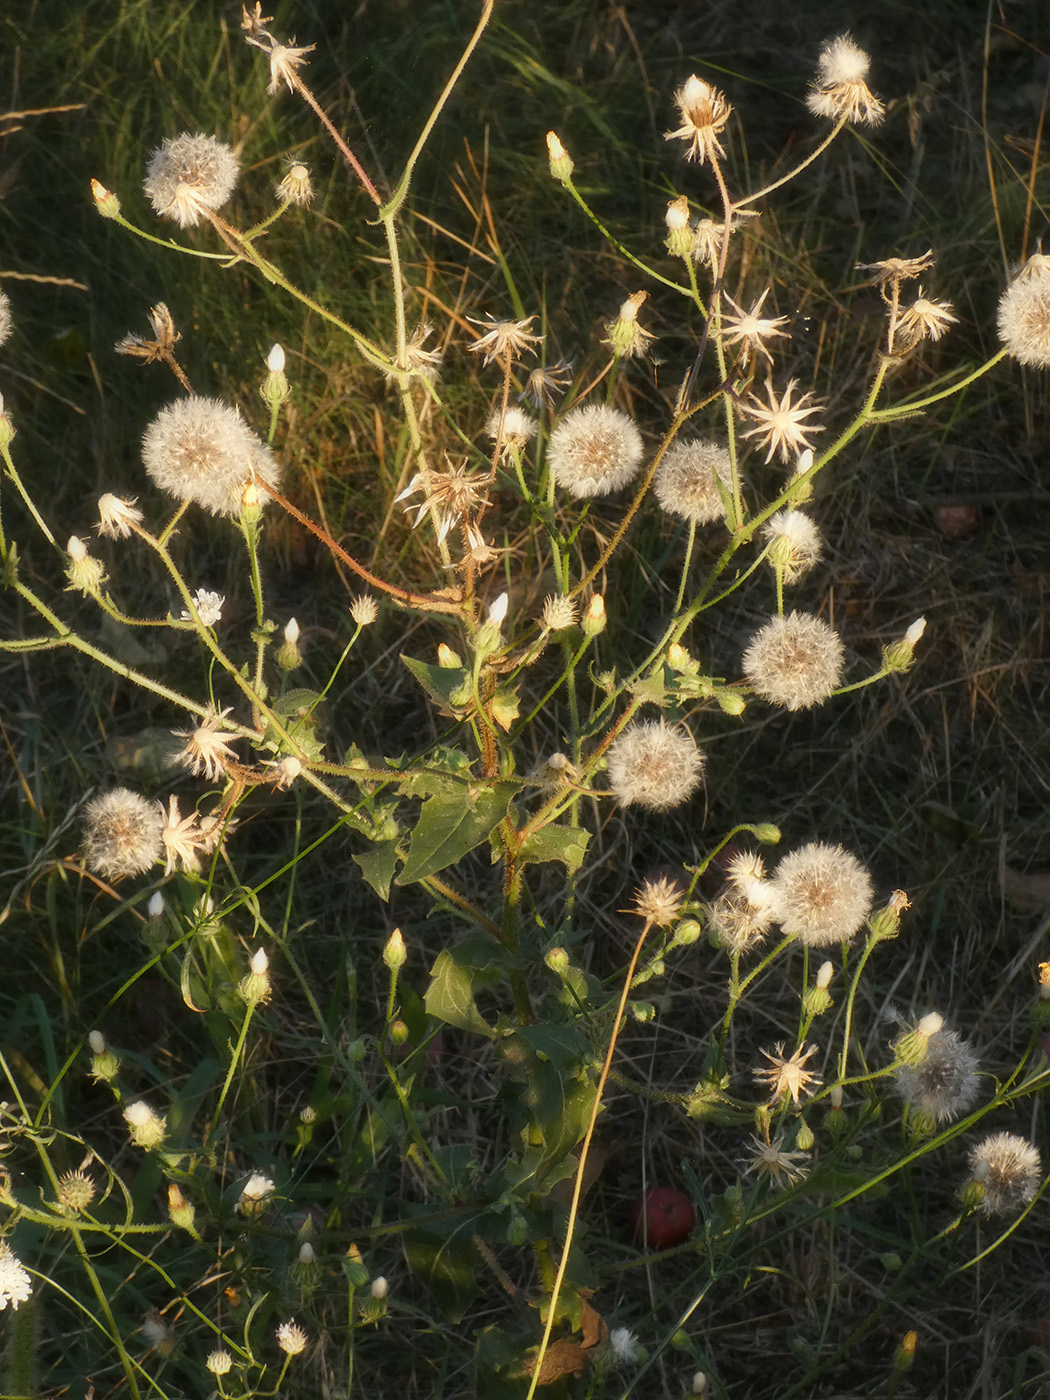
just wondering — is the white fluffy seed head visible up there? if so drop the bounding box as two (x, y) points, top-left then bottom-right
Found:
(742, 611), (844, 710)
(82, 789), (164, 880)
(816, 34), (871, 84)
(143, 133), (239, 228)
(654, 439), (732, 525)
(142, 397), (281, 517)
(547, 404), (644, 498)
(968, 1132), (1041, 1216)
(997, 253), (1050, 368)
(893, 1028), (980, 1124)
(771, 841), (874, 947)
(606, 718), (705, 811)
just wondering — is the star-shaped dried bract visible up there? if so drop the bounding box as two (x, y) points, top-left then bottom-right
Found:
(719, 288), (790, 367)
(855, 250), (934, 286)
(467, 315), (542, 367)
(742, 379), (823, 465)
(753, 1042), (822, 1106)
(172, 708), (242, 783)
(115, 302), (180, 364)
(395, 458), (487, 545)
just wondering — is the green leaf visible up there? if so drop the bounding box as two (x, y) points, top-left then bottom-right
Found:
(352, 840), (400, 901)
(401, 1205), (482, 1322)
(401, 653), (471, 717)
(424, 950), (496, 1037)
(397, 782), (516, 884)
(517, 823), (590, 874)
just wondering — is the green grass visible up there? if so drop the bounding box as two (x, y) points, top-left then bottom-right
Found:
(1, 2), (1049, 1398)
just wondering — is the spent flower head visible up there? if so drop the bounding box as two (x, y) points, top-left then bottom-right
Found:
(520, 357), (574, 410)
(97, 494), (145, 539)
(83, 789), (164, 880)
(0, 290), (12, 348)
(143, 398), (280, 517)
(350, 594), (378, 627)
(743, 1131), (809, 1189)
(606, 719), (704, 811)
(967, 1132), (1041, 1216)
(742, 611), (844, 710)
(548, 403), (644, 498)
(665, 75), (733, 166)
(772, 841), (873, 947)
(276, 158), (314, 206)
(893, 1026), (980, 1126)
(115, 301), (180, 364)
(143, 133), (239, 229)
(997, 253), (1050, 369)
(754, 1043), (822, 1106)
(743, 378), (823, 465)
(276, 1320), (308, 1356)
(395, 459), (485, 545)
(172, 707), (240, 782)
(604, 290), (656, 360)
(719, 288), (789, 367)
(631, 875), (684, 928)
(806, 35), (885, 127)
(654, 438), (732, 525)
(856, 249), (935, 286)
(467, 314), (541, 366)
(762, 509), (823, 583)
(124, 1100), (167, 1150)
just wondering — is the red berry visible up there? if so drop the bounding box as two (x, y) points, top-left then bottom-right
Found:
(629, 1186), (695, 1250)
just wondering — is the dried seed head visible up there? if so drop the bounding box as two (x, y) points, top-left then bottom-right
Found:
(806, 35), (885, 127)
(654, 438), (732, 525)
(743, 1131), (809, 1188)
(467, 314), (542, 366)
(742, 611), (844, 710)
(541, 594), (577, 632)
(665, 75), (733, 166)
(895, 289), (958, 347)
(606, 719), (705, 811)
(632, 875), (684, 928)
(997, 253), (1050, 368)
(486, 404), (537, 451)
(742, 379), (823, 465)
(83, 789), (164, 880)
(548, 404), (644, 498)
(57, 1168), (97, 1213)
(207, 1351), (233, 1376)
(143, 133), (239, 229)
(97, 494), (145, 539)
(967, 1132), (1041, 1216)
(276, 1320), (308, 1356)
(350, 594), (378, 627)
(893, 1027), (980, 1125)
(753, 1043), (822, 1105)
(771, 841), (874, 947)
(0, 290), (12, 349)
(762, 509), (823, 583)
(142, 397), (281, 517)
(276, 158), (314, 206)
(519, 357), (574, 410)
(719, 288), (790, 367)
(172, 707), (240, 782)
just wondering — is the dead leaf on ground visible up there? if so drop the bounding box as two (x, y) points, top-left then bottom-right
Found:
(1001, 866), (1050, 911)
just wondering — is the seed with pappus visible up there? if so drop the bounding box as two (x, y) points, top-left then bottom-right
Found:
(664, 75), (732, 166)
(548, 404), (644, 498)
(771, 841), (873, 947)
(742, 611), (844, 710)
(968, 1132), (1041, 1216)
(997, 253), (1050, 369)
(143, 133), (239, 228)
(654, 439), (732, 525)
(762, 510), (822, 582)
(607, 719), (704, 811)
(486, 405), (537, 450)
(142, 398), (280, 516)
(806, 35), (885, 127)
(894, 1027), (980, 1125)
(83, 789), (163, 880)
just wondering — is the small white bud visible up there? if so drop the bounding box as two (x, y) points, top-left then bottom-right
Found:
(298, 1241), (315, 1266)
(250, 948), (269, 976)
(917, 1012), (943, 1038)
(267, 343), (286, 373)
(369, 1275), (389, 1300)
(147, 892), (165, 918)
(283, 617), (300, 645)
(487, 591), (508, 626)
(67, 535), (88, 561)
(88, 1030), (106, 1055)
(904, 616), (927, 647)
(815, 960), (834, 990)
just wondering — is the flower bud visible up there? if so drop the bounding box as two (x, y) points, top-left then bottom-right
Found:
(262, 343), (291, 409)
(545, 947), (570, 976)
(604, 290), (654, 359)
(90, 178), (121, 219)
(369, 1275), (388, 1300)
(546, 131), (574, 183)
(883, 617), (927, 673)
(0, 392), (14, 450)
(167, 1183), (197, 1232)
(795, 1119), (815, 1152)
(383, 927), (407, 972)
(343, 1243), (370, 1288)
(89, 1031), (119, 1083)
(582, 594), (606, 636)
(277, 617), (302, 670)
(239, 947), (272, 1005)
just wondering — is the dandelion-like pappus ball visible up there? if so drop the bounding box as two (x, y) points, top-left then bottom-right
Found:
(742, 610), (844, 710)
(997, 253), (1050, 369)
(654, 439), (732, 525)
(606, 718), (704, 811)
(143, 133), (239, 228)
(142, 398), (281, 517)
(547, 404), (644, 498)
(82, 789), (164, 880)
